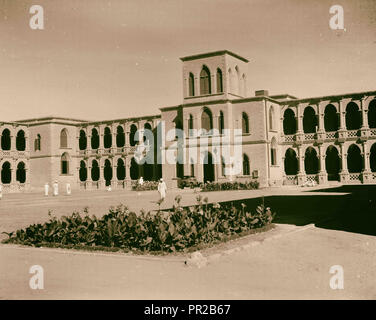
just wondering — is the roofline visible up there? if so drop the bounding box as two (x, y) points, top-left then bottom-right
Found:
(283, 90), (376, 104)
(15, 116), (89, 123)
(82, 114), (161, 126)
(180, 50), (249, 63)
(160, 96), (282, 110)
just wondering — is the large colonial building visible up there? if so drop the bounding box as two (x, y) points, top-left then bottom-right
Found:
(2, 50), (376, 192)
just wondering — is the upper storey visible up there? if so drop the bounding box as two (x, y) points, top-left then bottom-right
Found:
(180, 50), (249, 104)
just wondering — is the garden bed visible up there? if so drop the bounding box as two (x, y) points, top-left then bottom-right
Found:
(2, 195), (275, 254)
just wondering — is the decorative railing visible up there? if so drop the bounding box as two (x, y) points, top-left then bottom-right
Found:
(304, 133), (315, 141)
(370, 129), (376, 137)
(284, 135), (295, 143)
(306, 174), (318, 183)
(117, 180), (126, 188)
(348, 173), (361, 181)
(347, 130), (358, 138)
(284, 175), (297, 185)
(325, 132), (336, 139)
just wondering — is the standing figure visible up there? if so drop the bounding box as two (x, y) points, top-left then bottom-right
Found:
(66, 183), (71, 195)
(53, 180), (59, 196)
(157, 178), (167, 201)
(138, 176), (144, 186)
(44, 182), (49, 196)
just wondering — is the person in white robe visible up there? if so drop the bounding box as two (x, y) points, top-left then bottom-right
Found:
(44, 182), (49, 196)
(157, 178), (167, 201)
(53, 181), (59, 196)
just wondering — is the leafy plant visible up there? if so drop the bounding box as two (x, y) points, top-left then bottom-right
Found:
(2, 197), (275, 253)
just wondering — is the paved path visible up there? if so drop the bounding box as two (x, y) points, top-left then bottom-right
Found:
(1, 226), (375, 299)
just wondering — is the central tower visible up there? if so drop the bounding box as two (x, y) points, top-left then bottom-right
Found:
(180, 50), (250, 103)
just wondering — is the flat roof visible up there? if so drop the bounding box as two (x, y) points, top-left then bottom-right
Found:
(180, 50), (249, 63)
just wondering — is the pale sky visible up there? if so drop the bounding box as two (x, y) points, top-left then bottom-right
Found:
(0, 0), (375, 122)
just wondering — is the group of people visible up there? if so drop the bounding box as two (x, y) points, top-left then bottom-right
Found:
(44, 181), (71, 197)
(0, 178), (167, 201)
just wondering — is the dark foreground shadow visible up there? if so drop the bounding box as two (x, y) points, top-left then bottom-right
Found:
(221, 185), (376, 236)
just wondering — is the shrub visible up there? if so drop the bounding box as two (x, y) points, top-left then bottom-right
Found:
(131, 180), (159, 191)
(201, 180), (259, 192)
(178, 176), (203, 189)
(2, 196), (275, 253)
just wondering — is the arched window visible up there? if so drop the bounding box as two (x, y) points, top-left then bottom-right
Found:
(1, 129), (11, 150)
(283, 109), (297, 135)
(91, 128), (99, 149)
(190, 158), (195, 177)
(34, 134), (41, 151)
(326, 145), (340, 181)
(242, 154), (250, 175)
(271, 138), (277, 165)
(304, 147), (319, 174)
(130, 157), (139, 180)
(188, 73), (195, 96)
(103, 127), (112, 149)
(216, 68), (223, 93)
(116, 126), (125, 147)
(235, 66), (240, 95)
(303, 106), (317, 133)
(61, 153), (70, 174)
(130, 124), (138, 146)
(79, 130), (87, 150)
(368, 99), (376, 129)
(144, 123), (152, 145)
(103, 159), (113, 186)
(117, 158), (126, 180)
(16, 130), (26, 151)
(346, 102), (361, 130)
(16, 162), (26, 183)
(200, 66), (211, 95)
(370, 143), (376, 172)
(91, 160), (99, 181)
(60, 129), (68, 148)
(347, 144), (363, 173)
(242, 112), (249, 134)
(241, 74), (246, 97)
(1, 162), (11, 184)
(221, 156), (226, 176)
(269, 106), (275, 131)
(284, 148), (298, 175)
(79, 161), (87, 182)
(188, 114), (194, 136)
(219, 111), (224, 134)
(324, 104), (339, 132)
(201, 108), (213, 132)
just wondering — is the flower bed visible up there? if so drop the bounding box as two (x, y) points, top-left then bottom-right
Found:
(200, 180), (259, 192)
(131, 180), (159, 191)
(2, 196), (275, 253)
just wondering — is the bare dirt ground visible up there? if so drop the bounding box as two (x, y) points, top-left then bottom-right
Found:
(0, 185), (375, 299)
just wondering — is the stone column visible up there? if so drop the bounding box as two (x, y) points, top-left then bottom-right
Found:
(339, 143), (349, 183)
(317, 144), (328, 184)
(338, 99), (347, 141)
(125, 156), (131, 189)
(295, 105), (304, 144)
(360, 97), (370, 140)
(316, 102), (326, 142)
(297, 146), (306, 185)
(362, 142), (372, 183)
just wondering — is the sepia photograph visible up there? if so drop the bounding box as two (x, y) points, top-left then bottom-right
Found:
(0, 0), (375, 306)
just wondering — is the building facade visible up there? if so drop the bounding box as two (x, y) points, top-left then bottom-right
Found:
(1, 50), (376, 192)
